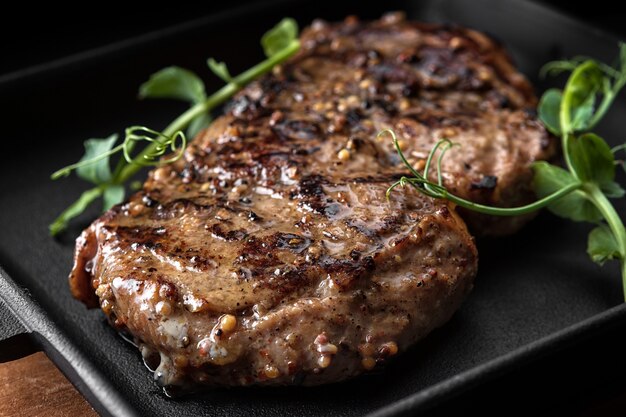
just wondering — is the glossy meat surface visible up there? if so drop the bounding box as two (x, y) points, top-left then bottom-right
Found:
(68, 12), (554, 388)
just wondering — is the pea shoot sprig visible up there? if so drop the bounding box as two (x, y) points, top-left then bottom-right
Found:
(387, 44), (626, 298)
(49, 18), (300, 236)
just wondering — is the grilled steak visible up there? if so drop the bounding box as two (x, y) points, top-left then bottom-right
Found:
(70, 13), (552, 388)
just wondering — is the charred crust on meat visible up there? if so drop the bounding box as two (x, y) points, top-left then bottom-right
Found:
(276, 233), (312, 253)
(470, 175), (498, 190)
(325, 256), (375, 289)
(247, 211), (261, 222)
(67, 14), (553, 389)
(142, 194), (158, 208)
(272, 120), (321, 141)
(296, 175), (327, 198)
(208, 224), (248, 242)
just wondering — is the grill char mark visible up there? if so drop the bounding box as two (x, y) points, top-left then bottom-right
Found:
(68, 12), (555, 390)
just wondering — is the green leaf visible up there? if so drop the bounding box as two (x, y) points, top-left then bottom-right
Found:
(207, 58), (233, 83)
(49, 187), (103, 236)
(76, 134), (118, 185)
(187, 113), (212, 138)
(261, 18), (298, 58)
(102, 185), (125, 211)
(601, 181), (626, 198)
(612, 143), (626, 154)
(540, 60), (579, 79)
(139, 66), (206, 104)
(561, 60), (605, 132)
(532, 161), (602, 222)
(538, 88), (563, 135)
(571, 92), (596, 130)
(588, 224), (622, 265)
(569, 133), (616, 184)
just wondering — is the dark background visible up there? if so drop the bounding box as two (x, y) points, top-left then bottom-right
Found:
(0, 1), (624, 78)
(2, 2), (626, 416)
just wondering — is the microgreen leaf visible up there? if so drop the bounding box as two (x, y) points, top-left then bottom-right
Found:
(207, 58), (233, 83)
(540, 60), (581, 79)
(572, 93), (596, 131)
(561, 60), (604, 133)
(569, 133), (616, 185)
(49, 187), (103, 236)
(612, 143), (626, 174)
(139, 66), (206, 104)
(122, 126), (187, 166)
(588, 224), (622, 265)
(613, 143), (626, 154)
(76, 134), (118, 185)
(102, 184), (125, 211)
(532, 161), (601, 222)
(187, 113), (212, 138)
(261, 18), (298, 58)
(538, 88), (563, 135)
(601, 181), (626, 198)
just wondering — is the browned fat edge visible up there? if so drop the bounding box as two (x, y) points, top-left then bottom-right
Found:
(68, 225), (99, 307)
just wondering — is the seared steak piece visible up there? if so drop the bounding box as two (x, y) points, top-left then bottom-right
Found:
(69, 12), (551, 388)
(72, 179), (476, 387)
(290, 12), (554, 236)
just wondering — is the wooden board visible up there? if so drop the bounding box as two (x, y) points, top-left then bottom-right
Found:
(0, 352), (97, 417)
